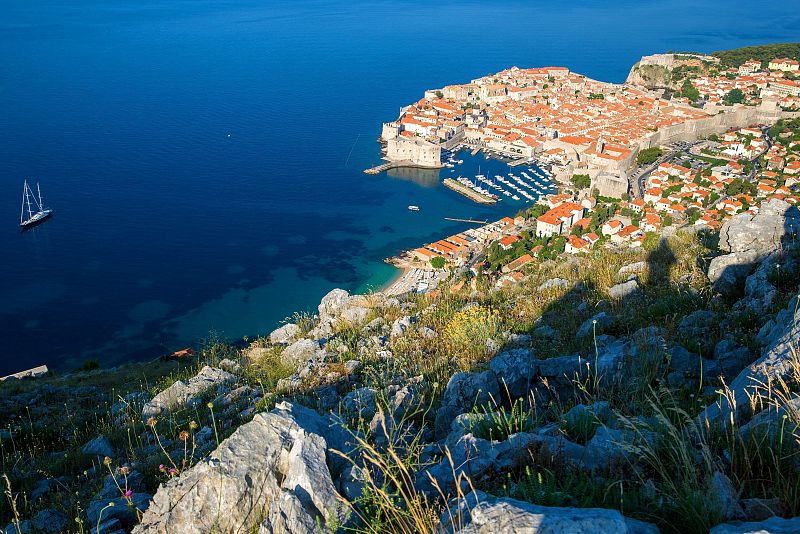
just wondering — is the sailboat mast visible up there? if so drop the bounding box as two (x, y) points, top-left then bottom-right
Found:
(21, 181), (26, 224)
(37, 183), (43, 209)
(24, 181), (33, 220)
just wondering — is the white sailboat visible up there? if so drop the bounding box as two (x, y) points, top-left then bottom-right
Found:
(20, 180), (53, 228)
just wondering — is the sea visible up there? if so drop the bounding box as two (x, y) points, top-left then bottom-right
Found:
(1, 0), (798, 374)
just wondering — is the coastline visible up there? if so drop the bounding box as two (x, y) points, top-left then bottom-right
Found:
(380, 265), (410, 295)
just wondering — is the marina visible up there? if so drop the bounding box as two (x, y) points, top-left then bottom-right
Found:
(435, 147), (556, 206)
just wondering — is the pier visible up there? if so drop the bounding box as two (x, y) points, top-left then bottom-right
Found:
(364, 162), (395, 175)
(508, 158), (530, 167)
(443, 178), (496, 204)
(444, 217), (489, 224)
(470, 147), (480, 156)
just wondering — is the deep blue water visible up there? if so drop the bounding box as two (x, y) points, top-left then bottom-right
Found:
(1, 0), (798, 374)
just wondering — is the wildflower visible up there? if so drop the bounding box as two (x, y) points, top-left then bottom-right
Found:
(159, 464), (165, 472)
(207, 402), (214, 409)
(189, 420), (199, 430)
(119, 466), (130, 475)
(124, 490), (133, 498)
(103, 456), (112, 466)
(168, 468), (177, 476)
(146, 417), (157, 427)
(179, 430), (189, 441)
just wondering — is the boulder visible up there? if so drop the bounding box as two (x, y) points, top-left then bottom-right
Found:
(280, 338), (320, 368)
(341, 387), (377, 420)
(133, 402), (349, 534)
(435, 371), (500, 437)
(678, 310), (717, 339)
(537, 278), (570, 292)
(713, 339), (753, 379)
(739, 498), (784, 521)
(142, 366), (238, 420)
(562, 401), (610, 437)
(718, 199), (800, 256)
(608, 279), (640, 300)
(710, 516), (800, 534)
(488, 349), (537, 399)
(88, 493), (151, 531)
(31, 509), (69, 532)
(440, 491), (658, 534)
(318, 288), (351, 319)
(707, 471), (743, 521)
(740, 253), (780, 315)
(708, 250), (759, 296)
(82, 436), (115, 459)
(577, 312), (616, 339)
(269, 323), (301, 345)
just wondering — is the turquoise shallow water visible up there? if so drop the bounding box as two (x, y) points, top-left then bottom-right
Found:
(1, 0), (798, 374)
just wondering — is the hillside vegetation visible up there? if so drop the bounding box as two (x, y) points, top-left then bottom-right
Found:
(713, 42), (800, 68)
(2, 199), (799, 534)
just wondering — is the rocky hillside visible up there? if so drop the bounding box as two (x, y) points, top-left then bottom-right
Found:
(2, 199), (800, 534)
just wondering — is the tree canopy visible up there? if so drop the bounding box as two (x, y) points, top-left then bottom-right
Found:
(712, 42), (800, 68)
(637, 147), (663, 165)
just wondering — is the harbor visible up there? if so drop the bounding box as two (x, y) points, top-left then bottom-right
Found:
(437, 147), (557, 206)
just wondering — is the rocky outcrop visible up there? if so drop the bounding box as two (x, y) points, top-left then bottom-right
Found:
(440, 491), (658, 534)
(141, 366), (237, 420)
(699, 296), (800, 427)
(269, 322), (301, 345)
(709, 200), (800, 295)
(133, 402), (350, 534)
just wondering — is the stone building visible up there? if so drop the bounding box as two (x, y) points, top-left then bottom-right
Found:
(385, 137), (442, 168)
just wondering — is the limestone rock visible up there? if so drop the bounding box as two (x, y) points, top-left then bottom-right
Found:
(280, 338), (320, 367)
(440, 491), (658, 534)
(82, 436), (115, 459)
(718, 199), (800, 256)
(142, 366), (237, 420)
(710, 516), (800, 534)
(707, 471), (743, 521)
(608, 279), (640, 300)
(537, 278), (570, 292)
(31, 509), (69, 532)
(577, 312), (616, 339)
(708, 250), (759, 296)
(133, 402), (348, 534)
(340, 306), (371, 328)
(699, 297), (800, 426)
(342, 387), (377, 420)
(88, 493), (151, 531)
(269, 323), (301, 345)
(435, 371), (500, 436)
(488, 349), (537, 398)
(318, 288), (351, 319)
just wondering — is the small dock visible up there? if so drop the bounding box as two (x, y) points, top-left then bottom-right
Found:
(444, 217), (489, 224)
(508, 158), (530, 167)
(364, 162), (395, 175)
(470, 147), (481, 156)
(443, 178), (496, 205)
